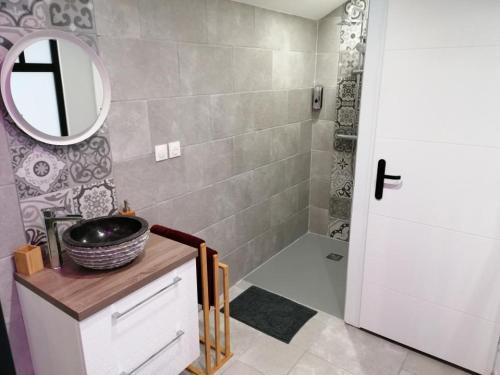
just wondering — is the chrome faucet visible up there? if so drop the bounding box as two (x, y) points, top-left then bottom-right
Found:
(42, 207), (83, 269)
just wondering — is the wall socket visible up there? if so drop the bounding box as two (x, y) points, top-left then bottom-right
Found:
(168, 141), (181, 158)
(154, 144), (169, 161)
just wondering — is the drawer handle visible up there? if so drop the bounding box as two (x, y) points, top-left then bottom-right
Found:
(120, 330), (185, 375)
(112, 276), (182, 321)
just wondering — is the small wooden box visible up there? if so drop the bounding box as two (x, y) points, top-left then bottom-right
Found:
(14, 245), (44, 276)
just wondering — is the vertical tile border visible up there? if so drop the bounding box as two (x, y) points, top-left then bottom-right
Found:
(328, 0), (369, 241)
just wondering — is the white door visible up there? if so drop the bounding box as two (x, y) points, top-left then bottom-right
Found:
(357, 0), (500, 374)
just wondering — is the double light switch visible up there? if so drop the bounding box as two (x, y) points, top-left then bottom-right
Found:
(155, 141), (181, 162)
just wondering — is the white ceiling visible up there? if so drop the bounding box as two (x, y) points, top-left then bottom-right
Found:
(233, 0), (347, 20)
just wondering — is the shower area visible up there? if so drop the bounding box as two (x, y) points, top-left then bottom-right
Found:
(246, 0), (369, 319)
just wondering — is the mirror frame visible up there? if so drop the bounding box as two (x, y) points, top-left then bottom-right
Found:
(0, 30), (111, 146)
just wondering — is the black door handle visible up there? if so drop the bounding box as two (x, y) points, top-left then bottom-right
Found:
(375, 159), (401, 200)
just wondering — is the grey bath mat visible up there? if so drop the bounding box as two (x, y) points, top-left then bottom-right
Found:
(224, 286), (317, 343)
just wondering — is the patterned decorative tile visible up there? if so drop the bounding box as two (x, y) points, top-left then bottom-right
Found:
(12, 142), (69, 199)
(20, 188), (75, 244)
(329, 196), (352, 220)
(0, 0), (48, 28)
(329, 219), (350, 242)
(334, 180), (353, 199)
(67, 134), (112, 184)
(0, 26), (29, 59)
(47, 0), (95, 32)
(334, 128), (357, 152)
(72, 178), (116, 219)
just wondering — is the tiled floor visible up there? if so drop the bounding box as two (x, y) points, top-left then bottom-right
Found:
(245, 233), (348, 318)
(184, 281), (471, 375)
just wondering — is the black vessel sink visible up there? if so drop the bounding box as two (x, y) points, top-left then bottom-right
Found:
(62, 216), (150, 270)
(63, 216), (149, 247)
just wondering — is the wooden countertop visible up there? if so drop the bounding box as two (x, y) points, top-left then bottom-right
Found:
(14, 233), (197, 321)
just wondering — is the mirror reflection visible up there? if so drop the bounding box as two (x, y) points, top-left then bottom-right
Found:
(10, 38), (104, 137)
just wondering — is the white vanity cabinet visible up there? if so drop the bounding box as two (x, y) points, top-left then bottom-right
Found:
(15, 234), (200, 375)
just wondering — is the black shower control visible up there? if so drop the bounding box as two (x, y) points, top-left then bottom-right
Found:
(375, 159), (401, 200)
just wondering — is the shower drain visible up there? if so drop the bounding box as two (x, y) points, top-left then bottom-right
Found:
(326, 253), (344, 262)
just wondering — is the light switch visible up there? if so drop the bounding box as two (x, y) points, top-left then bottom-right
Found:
(155, 144), (169, 161)
(168, 141), (181, 158)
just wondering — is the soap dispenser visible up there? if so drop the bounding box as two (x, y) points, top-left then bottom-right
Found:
(119, 200), (135, 217)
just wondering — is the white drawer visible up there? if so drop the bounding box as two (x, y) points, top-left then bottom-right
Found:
(80, 259), (200, 375)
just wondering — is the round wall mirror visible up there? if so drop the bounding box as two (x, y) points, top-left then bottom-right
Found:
(0, 31), (111, 146)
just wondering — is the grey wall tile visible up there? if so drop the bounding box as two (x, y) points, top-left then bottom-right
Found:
(253, 161), (287, 201)
(148, 96), (212, 147)
(283, 207), (309, 245)
(254, 9), (317, 52)
(207, 0), (255, 46)
(300, 120), (313, 153)
(184, 138), (234, 191)
(108, 101), (152, 162)
(310, 177), (330, 209)
(211, 93), (254, 139)
(317, 14), (341, 53)
(254, 91), (288, 129)
(138, 0), (207, 43)
(0, 125), (14, 186)
(234, 48), (272, 92)
(270, 185), (299, 226)
(158, 186), (217, 233)
(213, 171), (256, 219)
(136, 205), (160, 225)
(288, 89), (313, 123)
(271, 123), (301, 161)
(311, 150), (332, 180)
(235, 201), (271, 248)
(115, 154), (189, 210)
(113, 155), (157, 210)
(250, 227), (284, 265)
(285, 152), (311, 187)
(99, 37), (179, 100)
(94, 0), (140, 38)
(284, 15), (318, 52)
(179, 44), (233, 95)
(273, 51), (316, 90)
(154, 156), (189, 202)
(290, 52), (316, 89)
(316, 53), (340, 87)
(196, 215), (237, 257)
(312, 120), (334, 151)
(309, 206), (329, 235)
(221, 241), (257, 285)
(298, 180), (310, 210)
(0, 185), (26, 258)
(254, 8), (286, 50)
(233, 130), (272, 174)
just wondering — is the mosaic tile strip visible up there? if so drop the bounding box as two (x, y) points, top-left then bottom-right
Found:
(48, 0), (94, 32)
(20, 188), (75, 244)
(329, 0), (369, 236)
(67, 134), (112, 184)
(0, 0), (47, 28)
(72, 178), (117, 219)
